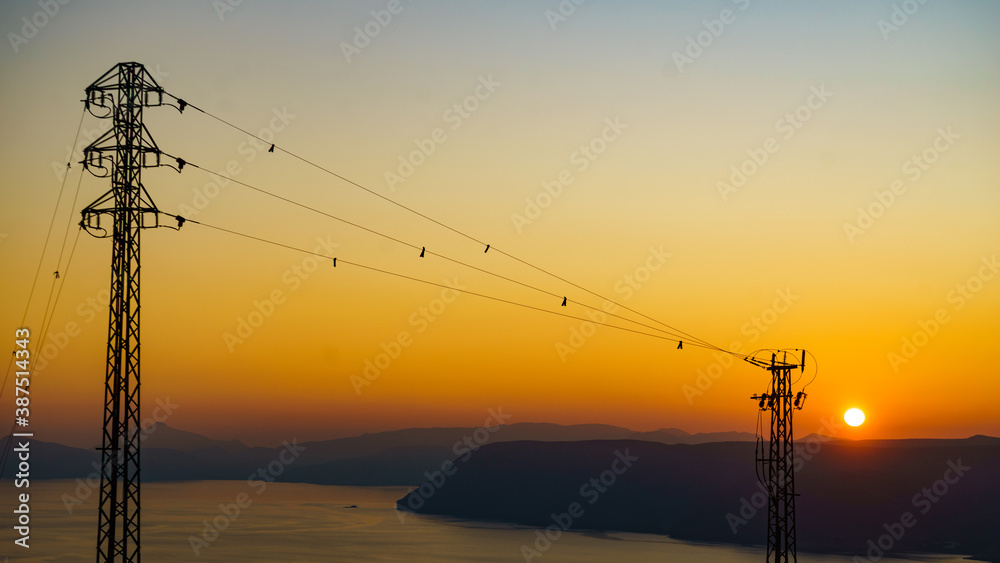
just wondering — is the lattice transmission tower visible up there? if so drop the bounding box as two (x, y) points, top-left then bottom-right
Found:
(749, 351), (808, 563)
(79, 62), (180, 563)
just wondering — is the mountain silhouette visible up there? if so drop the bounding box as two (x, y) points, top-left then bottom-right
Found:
(0, 421), (752, 483)
(397, 436), (1000, 561)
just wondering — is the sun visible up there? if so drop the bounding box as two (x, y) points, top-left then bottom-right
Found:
(844, 408), (866, 427)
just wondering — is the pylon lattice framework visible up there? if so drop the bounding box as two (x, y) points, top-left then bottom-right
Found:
(80, 61), (174, 563)
(750, 352), (806, 563)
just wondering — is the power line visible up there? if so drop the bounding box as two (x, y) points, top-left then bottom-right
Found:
(37, 227), (83, 351)
(18, 108), (87, 328)
(163, 155), (710, 344)
(0, 109), (86, 406)
(170, 96), (488, 243)
(165, 212), (727, 351)
(0, 226), (83, 480)
(35, 171), (87, 353)
(1, 108), (87, 479)
(163, 93), (732, 355)
(56, 156), (88, 270)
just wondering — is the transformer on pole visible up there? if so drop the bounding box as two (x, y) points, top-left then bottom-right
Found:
(79, 62), (177, 563)
(749, 351), (808, 563)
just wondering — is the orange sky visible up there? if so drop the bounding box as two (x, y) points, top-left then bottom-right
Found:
(1, 1), (998, 447)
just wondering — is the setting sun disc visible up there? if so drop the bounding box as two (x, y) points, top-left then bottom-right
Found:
(844, 408), (865, 427)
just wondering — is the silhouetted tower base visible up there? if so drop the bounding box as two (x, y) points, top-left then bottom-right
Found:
(80, 62), (173, 563)
(750, 352), (807, 563)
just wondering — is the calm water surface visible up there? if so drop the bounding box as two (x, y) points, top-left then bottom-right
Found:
(2, 481), (972, 562)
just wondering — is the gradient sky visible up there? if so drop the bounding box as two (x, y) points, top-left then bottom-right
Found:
(1, 0), (998, 447)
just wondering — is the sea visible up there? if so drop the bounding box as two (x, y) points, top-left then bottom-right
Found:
(2, 481), (973, 562)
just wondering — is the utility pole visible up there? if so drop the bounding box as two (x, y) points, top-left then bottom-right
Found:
(79, 62), (175, 563)
(750, 351), (807, 563)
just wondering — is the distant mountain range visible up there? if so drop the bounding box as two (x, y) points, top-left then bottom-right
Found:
(0, 421), (756, 483)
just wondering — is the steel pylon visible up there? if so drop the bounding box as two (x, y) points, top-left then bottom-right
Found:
(80, 62), (172, 563)
(750, 352), (807, 562)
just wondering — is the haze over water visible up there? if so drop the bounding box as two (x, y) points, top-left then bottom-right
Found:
(4, 481), (972, 562)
